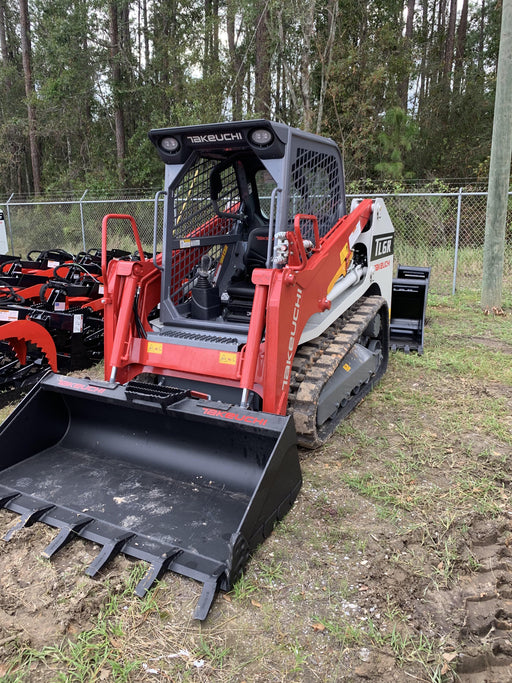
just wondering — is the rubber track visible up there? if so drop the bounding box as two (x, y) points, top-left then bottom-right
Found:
(288, 295), (388, 449)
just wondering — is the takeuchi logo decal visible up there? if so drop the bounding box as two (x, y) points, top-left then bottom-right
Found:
(282, 287), (303, 391)
(202, 407), (268, 426)
(57, 377), (106, 394)
(186, 132), (244, 144)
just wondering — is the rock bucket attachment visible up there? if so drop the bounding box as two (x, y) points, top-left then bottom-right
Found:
(0, 374), (301, 619)
(390, 265), (431, 355)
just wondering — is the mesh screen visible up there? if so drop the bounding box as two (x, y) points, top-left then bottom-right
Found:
(288, 148), (342, 242)
(169, 157), (240, 304)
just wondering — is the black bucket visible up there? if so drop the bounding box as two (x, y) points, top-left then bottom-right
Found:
(390, 265), (431, 355)
(0, 374), (301, 619)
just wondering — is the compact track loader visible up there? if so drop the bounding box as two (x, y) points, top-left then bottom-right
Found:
(0, 121), (398, 618)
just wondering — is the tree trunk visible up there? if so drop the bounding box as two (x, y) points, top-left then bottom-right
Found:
(435, 0), (446, 85)
(443, 0), (457, 80)
(203, 0), (211, 77)
(212, 0), (219, 65)
(277, 9), (299, 114)
(399, 0), (415, 111)
(254, 0), (271, 117)
(143, 0), (149, 68)
(227, 0), (243, 120)
(478, 0), (485, 73)
(109, 1), (126, 185)
(300, 0), (317, 131)
(119, 1), (133, 136)
(18, 0), (41, 194)
(453, 0), (469, 95)
(418, 0), (429, 113)
(315, 0), (338, 134)
(0, 0), (8, 63)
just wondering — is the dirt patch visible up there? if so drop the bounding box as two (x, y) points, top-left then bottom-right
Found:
(0, 511), (131, 649)
(448, 335), (512, 355)
(418, 518), (512, 682)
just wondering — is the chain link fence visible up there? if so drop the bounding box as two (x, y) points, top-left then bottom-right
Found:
(373, 191), (512, 295)
(1, 190), (511, 296)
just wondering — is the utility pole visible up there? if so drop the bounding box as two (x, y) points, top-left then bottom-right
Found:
(481, 0), (512, 310)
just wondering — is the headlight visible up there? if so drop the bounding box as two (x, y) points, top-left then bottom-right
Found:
(160, 136), (180, 153)
(249, 128), (274, 147)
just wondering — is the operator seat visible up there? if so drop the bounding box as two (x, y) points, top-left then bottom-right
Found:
(224, 223), (269, 324)
(227, 226), (269, 298)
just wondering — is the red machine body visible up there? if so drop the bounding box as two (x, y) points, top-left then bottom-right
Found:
(102, 198), (375, 416)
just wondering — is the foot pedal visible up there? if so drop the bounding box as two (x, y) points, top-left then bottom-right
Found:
(125, 381), (189, 408)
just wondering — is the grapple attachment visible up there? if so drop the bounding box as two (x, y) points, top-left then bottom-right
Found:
(0, 374), (301, 619)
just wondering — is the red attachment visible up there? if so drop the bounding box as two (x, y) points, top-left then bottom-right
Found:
(0, 320), (58, 371)
(287, 214), (320, 269)
(17, 284), (46, 302)
(82, 298), (105, 313)
(239, 272), (271, 395)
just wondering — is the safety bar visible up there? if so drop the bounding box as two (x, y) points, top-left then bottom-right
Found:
(101, 214), (146, 299)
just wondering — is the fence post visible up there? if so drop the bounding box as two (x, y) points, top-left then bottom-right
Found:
(452, 187), (463, 295)
(5, 193), (14, 255)
(79, 189), (88, 252)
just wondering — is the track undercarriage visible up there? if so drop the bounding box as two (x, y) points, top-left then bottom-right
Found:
(289, 296), (389, 448)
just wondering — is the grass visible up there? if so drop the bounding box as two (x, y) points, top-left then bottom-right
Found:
(0, 400), (16, 425)
(1, 567), (155, 682)
(4, 605), (139, 683)
(0, 290), (511, 682)
(311, 609), (443, 680)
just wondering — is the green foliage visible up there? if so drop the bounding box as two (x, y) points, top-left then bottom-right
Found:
(375, 107), (418, 179)
(0, 0), (501, 194)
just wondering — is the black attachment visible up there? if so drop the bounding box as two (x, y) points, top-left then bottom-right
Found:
(0, 374), (301, 620)
(390, 265), (431, 354)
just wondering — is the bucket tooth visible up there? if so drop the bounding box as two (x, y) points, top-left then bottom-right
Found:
(3, 504), (55, 542)
(85, 531), (135, 577)
(134, 547), (183, 597)
(193, 567), (225, 621)
(42, 517), (94, 558)
(0, 489), (20, 509)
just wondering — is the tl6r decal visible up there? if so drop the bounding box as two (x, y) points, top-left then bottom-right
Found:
(371, 233), (394, 261)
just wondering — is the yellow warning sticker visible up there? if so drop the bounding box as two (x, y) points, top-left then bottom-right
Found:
(219, 352), (237, 365)
(327, 244), (351, 293)
(147, 341), (163, 355)
(343, 363), (351, 372)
